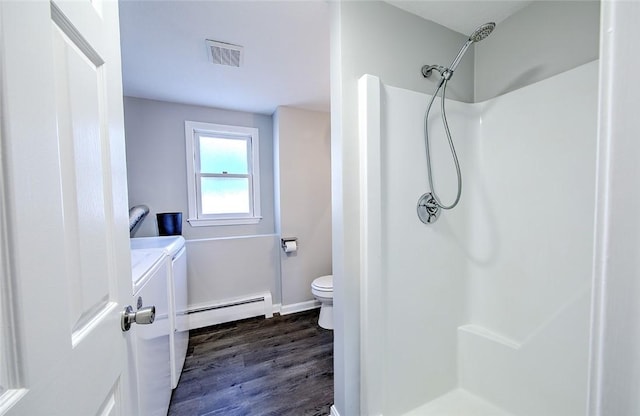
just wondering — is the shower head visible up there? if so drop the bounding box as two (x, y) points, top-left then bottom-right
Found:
(469, 22), (496, 43)
(447, 22), (496, 75)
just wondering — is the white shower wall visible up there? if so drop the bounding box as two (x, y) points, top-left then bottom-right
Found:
(381, 81), (476, 414)
(461, 61), (597, 416)
(360, 61), (598, 416)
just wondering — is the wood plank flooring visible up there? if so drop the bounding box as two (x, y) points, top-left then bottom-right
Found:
(168, 309), (334, 416)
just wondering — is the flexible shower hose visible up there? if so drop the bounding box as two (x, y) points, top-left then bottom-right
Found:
(423, 77), (462, 210)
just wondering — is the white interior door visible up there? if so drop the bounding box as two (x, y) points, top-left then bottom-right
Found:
(0, 1), (135, 414)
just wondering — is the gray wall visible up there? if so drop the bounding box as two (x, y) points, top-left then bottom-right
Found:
(330, 2), (473, 415)
(340, 1), (475, 103)
(124, 97), (275, 239)
(274, 107), (332, 307)
(124, 97), (280, 307)
(124, 97), (333, 314)
(475, 0), (600, 101)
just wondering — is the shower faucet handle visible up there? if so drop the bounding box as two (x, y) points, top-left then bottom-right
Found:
(417, 193), (441, 224)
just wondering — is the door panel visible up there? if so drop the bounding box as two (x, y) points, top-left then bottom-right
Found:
(0, 0), (134, 414)
(52, 10), (114, 340)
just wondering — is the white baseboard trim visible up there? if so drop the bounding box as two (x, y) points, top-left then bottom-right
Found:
(280, 299), (321, 315)
(330, 404), (340, 416)
(186, 292), (273, 330)
(272, 303), (282, 315)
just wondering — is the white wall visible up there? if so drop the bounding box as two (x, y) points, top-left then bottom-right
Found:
(589, 2), (640, 414)
(274, 107), (332, 308)
(123, 97), (280, 308)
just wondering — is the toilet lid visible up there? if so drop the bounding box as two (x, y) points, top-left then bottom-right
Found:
(312, 274), (333, 290)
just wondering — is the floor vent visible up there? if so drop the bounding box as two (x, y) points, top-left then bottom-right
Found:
(206, 39), (243, 67)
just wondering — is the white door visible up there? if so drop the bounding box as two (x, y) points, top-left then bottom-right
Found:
(0, 0), (135, 414)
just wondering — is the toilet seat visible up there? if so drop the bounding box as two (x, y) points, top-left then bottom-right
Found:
(312, 275), (333, 291)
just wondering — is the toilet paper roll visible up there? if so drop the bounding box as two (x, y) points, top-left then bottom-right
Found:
(284, 240), (297, 253)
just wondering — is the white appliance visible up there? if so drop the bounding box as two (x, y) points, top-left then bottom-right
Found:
(131, 236), (188, 389)
(130, 248), (172, 416)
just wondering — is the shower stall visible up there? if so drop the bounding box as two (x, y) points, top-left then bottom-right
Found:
(331, 2), (601, 415)
(360, 60), (597, 416)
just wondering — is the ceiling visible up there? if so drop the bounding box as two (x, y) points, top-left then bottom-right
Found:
(119, 0), (330, 115)
(118, 1), (531, 116)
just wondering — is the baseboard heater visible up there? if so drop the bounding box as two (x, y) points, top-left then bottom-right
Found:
(186, 292), (273, 330)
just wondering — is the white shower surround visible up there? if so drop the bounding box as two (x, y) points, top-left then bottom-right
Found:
(359, 61), (598, 416)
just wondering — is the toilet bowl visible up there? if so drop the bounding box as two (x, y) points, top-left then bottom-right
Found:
(311, 274), (333, 330)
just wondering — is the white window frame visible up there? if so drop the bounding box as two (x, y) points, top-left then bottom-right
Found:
(184, 121), (262, 226)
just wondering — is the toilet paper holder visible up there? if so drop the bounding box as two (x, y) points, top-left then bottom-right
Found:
(281, 237), (298, 251)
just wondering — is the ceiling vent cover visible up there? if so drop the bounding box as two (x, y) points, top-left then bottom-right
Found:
(206, 40), (243, 68)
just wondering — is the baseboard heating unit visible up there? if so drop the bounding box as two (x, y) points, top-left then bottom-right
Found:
(186, 292), (273, 330)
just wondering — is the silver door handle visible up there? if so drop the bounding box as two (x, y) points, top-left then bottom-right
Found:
(121, 305), (155, 331)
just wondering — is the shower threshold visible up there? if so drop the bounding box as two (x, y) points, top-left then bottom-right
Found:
(403, 389), (513, 416)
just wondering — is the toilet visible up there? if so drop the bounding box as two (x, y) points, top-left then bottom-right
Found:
(311, 274), (333, 330)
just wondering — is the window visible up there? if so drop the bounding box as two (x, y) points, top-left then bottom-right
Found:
(185, 121), (261, 226)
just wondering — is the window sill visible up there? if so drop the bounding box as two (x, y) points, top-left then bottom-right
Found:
(187, 217), (262, 227)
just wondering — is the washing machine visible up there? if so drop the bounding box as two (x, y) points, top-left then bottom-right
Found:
(131, 236), (188, 389)
(130, 248), (171, 416)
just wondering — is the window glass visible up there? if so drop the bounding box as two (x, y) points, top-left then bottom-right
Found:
(199, 136), (248, 174)
(201, 177), (250, 214)
(185, 121), (261, 226)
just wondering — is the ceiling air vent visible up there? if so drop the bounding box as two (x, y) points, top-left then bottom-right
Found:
(206, 40), (243, 68)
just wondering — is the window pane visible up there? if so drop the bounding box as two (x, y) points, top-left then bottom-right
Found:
(201, 177), (250, 214)
(199, 136), (248, 174)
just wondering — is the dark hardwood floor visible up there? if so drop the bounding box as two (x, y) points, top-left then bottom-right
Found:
(168, 309), (334, 416)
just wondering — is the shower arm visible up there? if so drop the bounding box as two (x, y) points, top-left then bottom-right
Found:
(421, 39), (473, 81)
(422, 65), (451, 81)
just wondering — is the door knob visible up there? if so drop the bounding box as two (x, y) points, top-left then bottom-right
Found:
(121, 304), (156, 331)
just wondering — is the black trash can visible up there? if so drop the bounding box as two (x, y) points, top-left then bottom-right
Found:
(157, 212), (182, 236)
